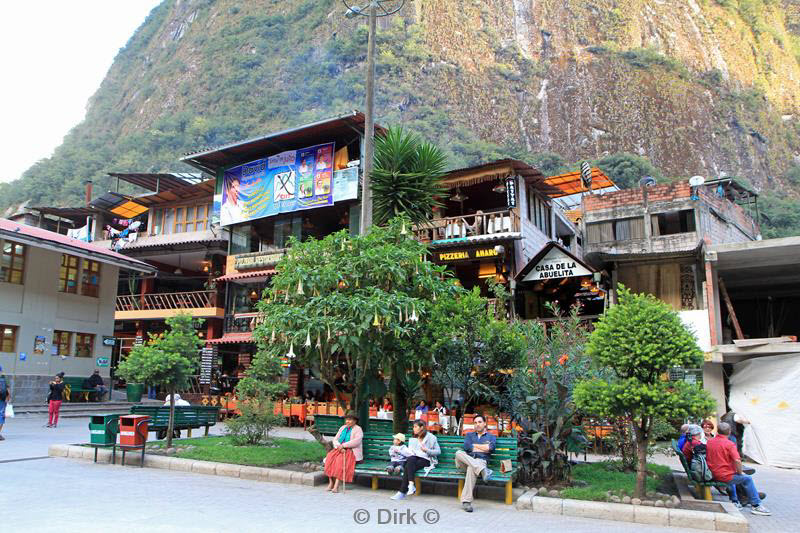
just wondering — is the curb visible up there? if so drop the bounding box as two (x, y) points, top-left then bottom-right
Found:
(49, 444), (326, 488)
(515, 492), (748, 532)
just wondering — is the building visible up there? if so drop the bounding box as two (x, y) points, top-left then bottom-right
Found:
(180, 111), (374, 395)
(0, 218), (154, 403)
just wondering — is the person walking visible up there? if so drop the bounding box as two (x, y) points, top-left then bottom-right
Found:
(47, 374), (65, 428)
(0, 365), (10, 440)
(455, 414), (496, 512)
(391, 420), (440, 500)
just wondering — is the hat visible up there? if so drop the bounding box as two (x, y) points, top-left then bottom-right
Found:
(393, 433), (406, 443)
(344, 411), (358, 421)
(687, 424), (703, 436)
(93, 369), (100, 374)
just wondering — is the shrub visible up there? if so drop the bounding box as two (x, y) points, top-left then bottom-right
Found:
(226, 397), (283, 446)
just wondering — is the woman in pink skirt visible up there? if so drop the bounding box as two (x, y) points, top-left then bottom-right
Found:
(324, 411), (363, 493)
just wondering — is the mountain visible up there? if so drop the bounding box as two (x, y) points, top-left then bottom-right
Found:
(3, 0), (800, 237)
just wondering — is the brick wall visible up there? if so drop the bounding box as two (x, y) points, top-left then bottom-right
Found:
(698, 189), (758, 241)
(584, 182), (691, 211)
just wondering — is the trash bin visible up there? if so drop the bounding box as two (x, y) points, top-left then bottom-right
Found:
(89, 414), (119, 445)
(119, 414), (149, 446)
(126, 383), (145, 403)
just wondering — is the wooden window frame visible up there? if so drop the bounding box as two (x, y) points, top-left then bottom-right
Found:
(54, 330), (72, 356)
(75, 333), (94, 358)
(1, 324), (17, 353)
(152, 203), (211, 235)
(59, 254), (79, 293)
(80, 259), (101, 297)
(1, 240), (25, 284)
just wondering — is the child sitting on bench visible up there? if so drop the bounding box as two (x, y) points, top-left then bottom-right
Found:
(387, 433), (411, 475)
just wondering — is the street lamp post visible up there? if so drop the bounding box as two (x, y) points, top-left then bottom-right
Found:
(343, 0), (406, 235)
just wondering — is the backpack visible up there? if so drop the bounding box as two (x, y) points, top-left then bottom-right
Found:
(0, 376), (7, 401)
(689, 443), (713, 482)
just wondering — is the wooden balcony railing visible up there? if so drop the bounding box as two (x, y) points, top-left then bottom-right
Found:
(224, 313), (265, 333)
(116, 290), (217, 312)
(413, 209), (520, 242)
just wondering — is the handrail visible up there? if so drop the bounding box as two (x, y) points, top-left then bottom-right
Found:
(116, 290), (217, 311)
(224, 313), (265, 333)
(413, 209), (520, 242)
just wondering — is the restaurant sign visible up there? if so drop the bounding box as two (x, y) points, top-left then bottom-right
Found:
(436, 247), (499, 262)
(234, 251), (285, 270)
(523, 246), (592, 281)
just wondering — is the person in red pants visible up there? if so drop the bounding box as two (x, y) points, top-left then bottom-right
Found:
(47, 375), (65, 428)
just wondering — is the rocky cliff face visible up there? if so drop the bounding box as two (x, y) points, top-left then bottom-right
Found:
(4, 0), (799, 213)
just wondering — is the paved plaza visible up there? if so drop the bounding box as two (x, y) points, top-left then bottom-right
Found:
(0, 416), (795, 532)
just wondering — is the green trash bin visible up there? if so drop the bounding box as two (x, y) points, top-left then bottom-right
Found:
(89, 414), (119, 445)
(126, 383), (145, 403)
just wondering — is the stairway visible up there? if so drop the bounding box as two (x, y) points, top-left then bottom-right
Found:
(12, 398), (163, 418)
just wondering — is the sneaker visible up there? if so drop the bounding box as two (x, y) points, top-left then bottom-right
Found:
(390, 491), (406, 500)
(394, 466), (403, 475)
(733, 502), (743, 509)
(44, 424), (52, 428)
(743, 467), (756, 475)
(0, 435), (5, 441)
(462, 502), (473, 513)
(481, 468), (493, 482)
(407, 481), (416, 496)
(751, 505), (771, 516)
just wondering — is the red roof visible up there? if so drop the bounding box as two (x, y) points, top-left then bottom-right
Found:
(206, 332), (254, 345)
(216, 269), (276, 283)
(0, 218), (155, 273)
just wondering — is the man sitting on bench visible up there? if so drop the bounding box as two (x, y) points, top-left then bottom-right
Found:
(87, 370), (108, 402)
(455, 414), (495, 513)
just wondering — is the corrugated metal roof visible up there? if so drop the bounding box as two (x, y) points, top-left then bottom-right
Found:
(0, 218), (155, 273)
(216, 269), (276, 283)
(206, 332), (254, 345)
(133, 180), (216, 206)
(108, 172), (207, 192)
(95, 229), (225, 251)
(180, 111), (384, 174)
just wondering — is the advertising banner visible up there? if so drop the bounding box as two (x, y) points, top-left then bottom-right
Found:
(220, 143), (335, 226)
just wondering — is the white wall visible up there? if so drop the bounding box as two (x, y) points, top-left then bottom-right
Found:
(0, 243), (119, 382)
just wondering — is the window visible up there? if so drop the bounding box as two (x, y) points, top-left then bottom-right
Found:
(53, 330), (72, 356)
(59, 254), (79, 293)
(651, 210), (696, 236)
(81, 260), (101, 297)
(152, 204), (211, 235)
(1, 325), (17, 352)
(75, 333), (94, 357)
(1, 241), (25, 284)
(528, 191), (551, 235)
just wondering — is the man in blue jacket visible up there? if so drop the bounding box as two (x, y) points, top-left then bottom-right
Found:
(455, 414), (496, 512)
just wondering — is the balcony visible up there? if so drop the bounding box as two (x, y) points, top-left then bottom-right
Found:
(115, 290), (225, 320)
(224, 313), (265, 333)
(413, 209), (521, 244)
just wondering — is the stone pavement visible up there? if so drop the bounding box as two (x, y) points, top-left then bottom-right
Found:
(1, 416), (795, 532)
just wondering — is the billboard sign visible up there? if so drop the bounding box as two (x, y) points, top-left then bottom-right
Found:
(220, 143), (335, 226)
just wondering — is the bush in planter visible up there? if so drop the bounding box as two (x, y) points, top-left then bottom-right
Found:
(226, 396), (284, 446)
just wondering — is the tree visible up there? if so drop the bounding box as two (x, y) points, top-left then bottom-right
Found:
(574, 288), (714, 497)
(594, 152), (663, 189)
(253, 217), (458, 434)
(116, 314), (203, 449)
(370, 126), (447, 226)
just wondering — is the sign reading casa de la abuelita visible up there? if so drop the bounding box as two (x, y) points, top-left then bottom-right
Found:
(523, 246), (592, 281)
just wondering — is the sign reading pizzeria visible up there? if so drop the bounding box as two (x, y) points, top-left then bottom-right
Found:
(436, 247), (499, 262)
(234, 251), (285, 270)
(522, 246), (592, 281)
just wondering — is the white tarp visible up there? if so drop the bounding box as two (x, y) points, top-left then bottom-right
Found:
(728, 354), (800, 469)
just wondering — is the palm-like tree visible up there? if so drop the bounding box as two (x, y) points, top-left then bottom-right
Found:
(370, 126), (447, 226)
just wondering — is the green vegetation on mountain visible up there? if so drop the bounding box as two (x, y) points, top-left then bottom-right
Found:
(1, 0), (799, 236)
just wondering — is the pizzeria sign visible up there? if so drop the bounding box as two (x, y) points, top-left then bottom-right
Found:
(436, 248), (499, 262)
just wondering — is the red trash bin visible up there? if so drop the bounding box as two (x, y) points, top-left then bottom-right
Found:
(119, 414), (149, 446)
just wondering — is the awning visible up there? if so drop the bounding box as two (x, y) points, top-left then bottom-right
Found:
(90, 191), (148, 218)
(206, 332), (254, 345)
(544, 168), (615, 198)
(216, 269), (277, 283)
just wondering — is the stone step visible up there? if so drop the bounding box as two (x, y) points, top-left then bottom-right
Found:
(11, 400), (162, 418)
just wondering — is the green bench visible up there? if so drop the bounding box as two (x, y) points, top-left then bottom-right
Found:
(313, 414), (393, 436)
(63, 377), (97, 402)
(355, 433), (518, 504)
(672, 439), (729, 500)
(129, 405), (220, 438)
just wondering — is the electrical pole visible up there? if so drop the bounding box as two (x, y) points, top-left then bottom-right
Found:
(360, 4), (377, 235)
(343, 0), (405, 235)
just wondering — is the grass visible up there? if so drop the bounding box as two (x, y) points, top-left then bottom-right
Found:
(146, 436), (326, 467)
(561, 462), (672, 501)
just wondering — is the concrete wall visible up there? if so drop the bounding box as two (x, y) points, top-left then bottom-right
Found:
(0, 244), (118, 403)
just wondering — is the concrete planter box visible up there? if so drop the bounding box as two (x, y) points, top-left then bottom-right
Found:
(49, 444), (326, 488)
(516, 492), (748, 532)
